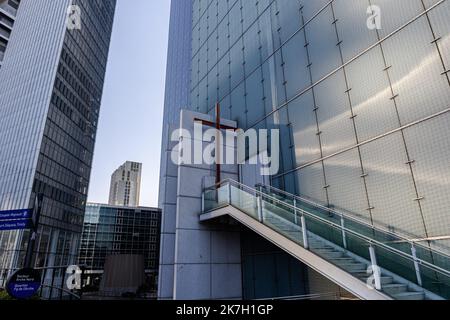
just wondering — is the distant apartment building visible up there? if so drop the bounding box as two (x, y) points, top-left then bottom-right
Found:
(78, 203), (161, 291)
(109, 162), (142, 207)
(0, 0), (116, 277)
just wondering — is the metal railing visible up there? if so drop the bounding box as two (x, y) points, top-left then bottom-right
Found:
(202, 179), (450, 299)
(259, 183), (450, 259)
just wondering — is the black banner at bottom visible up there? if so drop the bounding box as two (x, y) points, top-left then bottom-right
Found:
(0, 300), (444, 319)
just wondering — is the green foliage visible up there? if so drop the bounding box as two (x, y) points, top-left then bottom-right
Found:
(0, 288), (41, 300)
(0, 289), (14, 300)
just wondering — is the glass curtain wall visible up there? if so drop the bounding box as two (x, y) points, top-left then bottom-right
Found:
(190, 0), (450, 253)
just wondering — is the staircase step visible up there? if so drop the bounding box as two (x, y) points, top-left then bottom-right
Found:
(391, 292), (425, 300)
(314, 250), (344, 259)
(284, 234), (302, 242)
(357, 275), (394, 285)
(308, 239), (324, 244)
(265, 221), (292, 228)
(329, 258), (357, 264)
(285, 232), (302, 237)
(312, 247), (340, 253)
(309, 240), (333, 246)
(338, 263), (367, 273)
(345, 267), (368, 273)
(382, 284), (408, 295)
(310, 244), (335, 250)
(274, 229), (301, 236)
(336, 261), (366, 267)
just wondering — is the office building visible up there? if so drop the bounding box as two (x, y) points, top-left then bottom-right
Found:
(0, 0), (20, 68)
(78, 203), (161, 293)
(109, 161), (142, 207)
(0, 0), (116, 277)
(159, 0), (450, 300)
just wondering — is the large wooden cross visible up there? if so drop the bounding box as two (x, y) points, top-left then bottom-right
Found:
(194, 103), (237, 184)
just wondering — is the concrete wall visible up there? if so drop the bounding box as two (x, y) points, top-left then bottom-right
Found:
(157, 0), (192, 300)
(171, 110), (242, 300)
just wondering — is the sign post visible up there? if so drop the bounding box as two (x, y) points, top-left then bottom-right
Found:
(24, 194), (43, 268)
(0, 194), (44, 299)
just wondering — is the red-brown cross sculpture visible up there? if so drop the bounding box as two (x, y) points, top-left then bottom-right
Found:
(194, 103), (238, 184)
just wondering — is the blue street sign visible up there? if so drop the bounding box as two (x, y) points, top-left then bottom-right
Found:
(0, 219), (32, 231)
(0, 209), (32, 221)
(6, 268), (42, 300)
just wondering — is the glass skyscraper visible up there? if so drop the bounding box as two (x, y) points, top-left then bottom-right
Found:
(191, 0), (450, 249)
(195, 0), (450, 244)
(160, 0), (450, 299)
(0, 0), (116, 276)
(0, 0), (20, 68)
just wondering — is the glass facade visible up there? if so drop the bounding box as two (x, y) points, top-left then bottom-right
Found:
(0, 0), (20, 67)
(185, 0), (450, 299)
(241, 229), (308, 299)
(190, 0), (450, 253)
(78, 204), (161, 283)
(0, 0), (116, 276)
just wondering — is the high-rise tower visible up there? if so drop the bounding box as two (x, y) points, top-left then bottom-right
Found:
(0, 0), (116, 274)
(108, 161), (142, 207)
(0, 0), (20, 69)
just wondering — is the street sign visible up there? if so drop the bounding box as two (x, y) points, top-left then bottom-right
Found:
(6, 268), (42, 300)
(0, 209), (32, 221)
(0, 196), (43, 269)
(0, 219), (32, 231)
(0, 208), (34, 231)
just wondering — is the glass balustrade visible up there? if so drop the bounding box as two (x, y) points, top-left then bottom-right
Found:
(202, 180), (450, 299)
(260, 184), (450, 283)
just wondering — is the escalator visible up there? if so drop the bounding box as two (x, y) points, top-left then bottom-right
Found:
(201, 179), (450, 300)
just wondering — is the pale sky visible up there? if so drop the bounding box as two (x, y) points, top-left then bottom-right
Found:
(87, 0), (171, 207)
